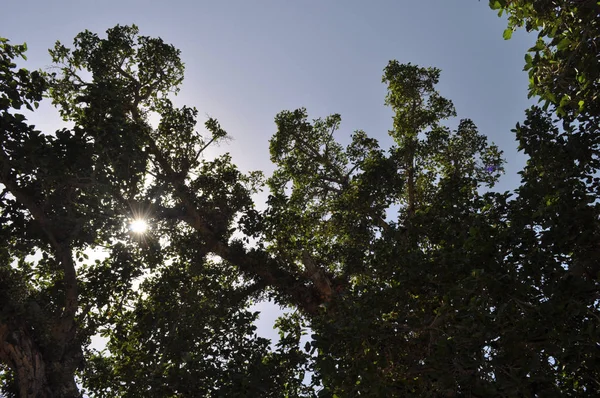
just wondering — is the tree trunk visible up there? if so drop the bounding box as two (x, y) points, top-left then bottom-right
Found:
(0, 324), (80, 398)
(407, 165), (416, 217)
(406, 137), (417, 218)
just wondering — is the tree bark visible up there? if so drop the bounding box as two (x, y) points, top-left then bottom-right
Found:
(1, 148), (81, 397)
(0, 323), (80, 398)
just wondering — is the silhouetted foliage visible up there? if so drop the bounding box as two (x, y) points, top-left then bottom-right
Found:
(0, 3), (598, 394)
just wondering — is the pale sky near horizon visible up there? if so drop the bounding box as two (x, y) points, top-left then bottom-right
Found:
(2, 1), (535, 342)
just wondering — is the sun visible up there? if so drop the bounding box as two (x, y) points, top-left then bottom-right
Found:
(129, 219), (148, 234)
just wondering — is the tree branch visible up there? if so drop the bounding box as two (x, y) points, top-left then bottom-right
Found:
(126, 108), (324, 313)
(0, 149), (78, 344)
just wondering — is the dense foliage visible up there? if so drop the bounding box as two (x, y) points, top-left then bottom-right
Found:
(0, 1), (599, 396)
(492, 0), (600, 118)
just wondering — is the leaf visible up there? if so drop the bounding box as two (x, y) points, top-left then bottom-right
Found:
(556, 37), (571, 51)
(503, 28), (513, 40)
(490, 1), (502, 10)
(559, 94), (571, 107)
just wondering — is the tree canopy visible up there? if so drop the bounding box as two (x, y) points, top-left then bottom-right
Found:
(1, 1), (599, 396)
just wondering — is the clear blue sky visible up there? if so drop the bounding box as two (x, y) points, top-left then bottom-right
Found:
(1, 0), (534, 339)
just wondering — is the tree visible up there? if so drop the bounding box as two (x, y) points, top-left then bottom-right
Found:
(487, 0), (600, 394)
(1, 38), (84, 397)
(1, 27), (311, 397)
(1, 9), (600, 396)
(263, 61), (505, 396)
(491, 0), (600, 118)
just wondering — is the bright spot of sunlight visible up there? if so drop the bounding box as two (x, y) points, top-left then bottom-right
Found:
(129, 219), (148, 234)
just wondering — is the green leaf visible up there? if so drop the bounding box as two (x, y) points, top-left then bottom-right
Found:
(559, 94), (571, 107)
(503, 28), (513, 40)
(556, 37), (571, 51)
(490, 1), (502, 10)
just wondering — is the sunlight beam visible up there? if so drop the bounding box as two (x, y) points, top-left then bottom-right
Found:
(129, 219), (148, 234)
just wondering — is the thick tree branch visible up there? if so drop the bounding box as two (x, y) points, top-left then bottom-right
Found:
(126, 109), (324, 313)
(302, 251), (333, 301)
(0, 150), (78, 344)
(0, 323), (48, 398)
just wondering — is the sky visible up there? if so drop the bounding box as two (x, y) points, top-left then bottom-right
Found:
(1, 0), (535, 342)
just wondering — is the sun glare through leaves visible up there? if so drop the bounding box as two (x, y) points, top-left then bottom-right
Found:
(129, 219), (148, 234)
